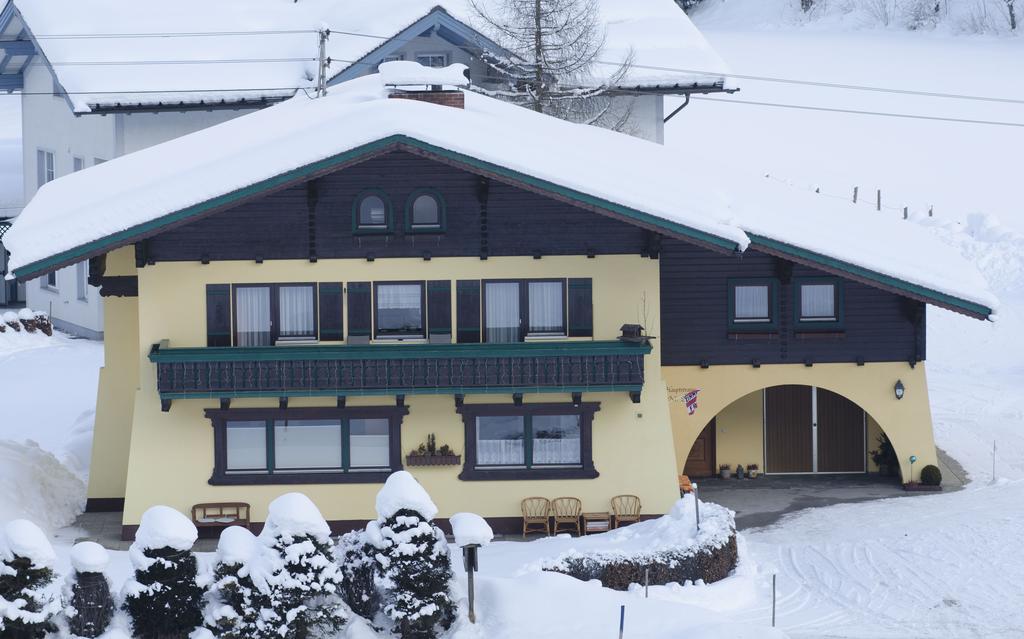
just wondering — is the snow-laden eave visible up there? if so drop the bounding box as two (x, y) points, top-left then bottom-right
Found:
(9, 133), (745, 282)
(749, 234), (996, 321)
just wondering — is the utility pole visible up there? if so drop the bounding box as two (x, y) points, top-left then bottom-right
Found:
(317, 28), (331, 97)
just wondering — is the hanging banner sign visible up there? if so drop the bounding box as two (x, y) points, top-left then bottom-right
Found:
(667, 387), (701, 415)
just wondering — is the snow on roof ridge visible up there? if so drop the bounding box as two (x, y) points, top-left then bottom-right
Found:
(380, 61), (469, 88)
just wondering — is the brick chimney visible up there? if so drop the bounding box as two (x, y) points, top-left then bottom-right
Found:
(388, 89), (464, 109)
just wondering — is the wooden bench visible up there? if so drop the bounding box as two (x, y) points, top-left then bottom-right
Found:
(191, 502), (251, 530)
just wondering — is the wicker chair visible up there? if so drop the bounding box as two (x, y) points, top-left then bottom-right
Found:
(611, 494), (642, 529)
(678, 474), (693, 495)
(551, 497), (583, 536)
(521, 497), (551, 538)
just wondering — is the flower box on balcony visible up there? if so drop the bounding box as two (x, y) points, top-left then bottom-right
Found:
(406, 454), (461, 467)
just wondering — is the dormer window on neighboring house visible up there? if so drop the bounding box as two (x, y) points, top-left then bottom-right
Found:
(353, 191), (392, 233)
(795, 278), (843, 328)
(728, 278), (778, 331)
(415, 53), (448, 68)
(406, 190), (445, 232)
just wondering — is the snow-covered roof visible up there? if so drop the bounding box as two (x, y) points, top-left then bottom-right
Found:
(5, 73), (997, 319)
(9, 0), (729, 113)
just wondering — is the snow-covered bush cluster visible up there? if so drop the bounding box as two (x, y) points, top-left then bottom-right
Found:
(0, 519), (61, 638)
(0, 309), (52, 336)
(540, 495), (738, 590)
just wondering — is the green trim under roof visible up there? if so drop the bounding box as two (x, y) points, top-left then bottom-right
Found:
(14, 134), (740, 279)
(148, 339), (652, 363)
(749, 234), (994, 320)
(158, 385), (644, 401)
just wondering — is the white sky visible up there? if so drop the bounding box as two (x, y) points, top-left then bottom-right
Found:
(0, 94), (23, 206)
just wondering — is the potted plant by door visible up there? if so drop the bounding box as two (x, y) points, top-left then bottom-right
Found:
(748, 464), (759, 479)
(719, 464), (732, 480)
(870, 433), (899, 477)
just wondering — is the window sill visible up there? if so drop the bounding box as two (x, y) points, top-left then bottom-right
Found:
(209, 470), (394, 485)
(374, 336), (428, 343)
(727, 331), (779, 340)
(524, 334), (569, 341)
(406, 226), (445, 234)
(353, 227), (393, 236)
(794, 331), (846, 339)
(458, 467), (599, 481)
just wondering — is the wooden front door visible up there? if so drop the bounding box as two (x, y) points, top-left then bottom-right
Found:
(683, 419), (716, 477)
(817, 388), (866, 472)
(765, 385), (814, 473)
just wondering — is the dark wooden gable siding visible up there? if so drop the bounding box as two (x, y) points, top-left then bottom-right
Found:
(660, 239), (925, 366)
(144, 151), (648, 262)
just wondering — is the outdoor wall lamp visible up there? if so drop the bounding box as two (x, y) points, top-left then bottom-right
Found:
(894, 380), (905, 400)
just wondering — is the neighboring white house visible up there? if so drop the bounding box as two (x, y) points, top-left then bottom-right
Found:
(0, 0), (731, 338)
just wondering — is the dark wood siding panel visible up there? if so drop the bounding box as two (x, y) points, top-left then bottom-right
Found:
(567, 278), (593, 338)
(817, 388), (866, 472)
(660, 239), (922, 366)
(145, 151), (648, 262)
(456, 280), (481, 343)
(206, 284), (232, 347)
(427, 280), (452, 338)
(765, 385), (813, 473)
(347, 282), (372, 338)
(318, 282), (344, 341)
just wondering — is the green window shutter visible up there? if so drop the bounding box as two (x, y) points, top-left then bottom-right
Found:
(568, 278), (593, 338)
(428, 280), (452, 339)
(318, 282), (344, 341)
(456, 280), (481, 343)
(206, 284), (232, 347)
(347, 282), (372, 337)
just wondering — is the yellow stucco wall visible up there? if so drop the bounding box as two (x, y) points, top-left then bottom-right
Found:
(712, 390), (764, 472)
(88, 247), (139, 501)
(117, 254), (680, 526)
(664, 362), (936, 482)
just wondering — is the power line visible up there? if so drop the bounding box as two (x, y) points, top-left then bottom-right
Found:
(6, 87), (309, 97)
(40, 57), (317, 67)
(0, 29), (317, 41)
(690, 96), (1024, 128)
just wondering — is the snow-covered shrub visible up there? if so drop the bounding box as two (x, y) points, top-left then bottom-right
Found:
(901, 0), (942, 29)
(370, 471), (455, 639)
(65, 541), (114, 638)
(337, 529), (381, 620)
(0, 519), (62, 638)
(205, 526), (269, 639)
(257, 493), (347, 639)
(29, 311), (52, 337)
(542, 496), (738, 590)
(920, 464), (942, 486)
(122, 506), (205, 639)
(675, 0), (706, 12)
(4, 310), (21, 332)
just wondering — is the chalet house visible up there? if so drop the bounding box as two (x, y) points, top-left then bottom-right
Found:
(0, 0), (730, 338)
(4, 66), (996, 538)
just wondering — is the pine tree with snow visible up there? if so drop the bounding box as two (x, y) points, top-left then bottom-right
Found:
(65, 542), (115, 638)
(206, 526), (271, 639)
(371, 472), (455, 639)
(122, 506), (205, 639)
(0, 520), (62, 639)
(337, 529), (381, 620)
(257, 493), (347, 639)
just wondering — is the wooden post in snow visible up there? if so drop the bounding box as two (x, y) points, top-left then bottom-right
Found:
(876, 189), (881, 211)
(853, 186), (858, 203)
(903, 206), (908, 220)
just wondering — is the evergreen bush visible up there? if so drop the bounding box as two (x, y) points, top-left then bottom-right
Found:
(206, 526), (270, 639)
(337, 530), (381, 620)
(920, 464), (942, 486)
(0, 520), (61, 639)
(66, 542), (114, 638)
(122, 506), (205, 639)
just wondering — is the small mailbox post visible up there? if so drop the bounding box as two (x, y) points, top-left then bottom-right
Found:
(450, 512), (493, 625)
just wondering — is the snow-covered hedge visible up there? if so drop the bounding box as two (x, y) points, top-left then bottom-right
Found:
(541, 495), (738, 590)
(0, 309), (52, 336)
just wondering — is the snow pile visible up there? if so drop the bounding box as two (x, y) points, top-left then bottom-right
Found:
(1, 519), (57, 569)
(374, 470), (438, 521)
(131, 506), (198, 555)
(449, 512), (494, 547)
(380, 61), (469, 87)
(258, 492), (331, 541)
(0, 440), (86, 530)
(70, 541), (109, 574)
(216, 525), (258, 567)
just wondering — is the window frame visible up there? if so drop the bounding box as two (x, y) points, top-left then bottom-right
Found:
(414, 52), (449, 68)
(75, 261), (88, 301)
(482, 278), (568, 343)
(41, 270), (58, 292)
(793, 276), (845, 330)
(37, 149), (55, 188)
(206, 405), (407, 485)
(373, 280), (427, 340)
(352, 189), (394, 234)
(727, 277), (779, 332)
(457, 402), (600, 481)
(404, 189), (446, 233)
(231, 282), (319, 346)
(72, 156), (85, 173)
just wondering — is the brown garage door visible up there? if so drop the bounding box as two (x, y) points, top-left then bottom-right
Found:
(765, 385), (813, 473)
(817, 388), (866, 472)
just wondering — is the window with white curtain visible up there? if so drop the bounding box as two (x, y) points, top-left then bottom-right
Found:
(475, 413), (582, 469)
(531, 414), (581, 465)
(375, 282), (424, 338)
(279, 285), (315, 339)
(235, 286), (272, 346)
(800, 283), (837, 321)
(734, 285), (770, 322)
(527, 281), (565, 335)
(485, 282), (520, 343)
(476, 415), (526, 466)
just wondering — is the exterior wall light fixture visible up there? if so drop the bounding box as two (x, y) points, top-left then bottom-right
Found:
(894, 380), (905, 400)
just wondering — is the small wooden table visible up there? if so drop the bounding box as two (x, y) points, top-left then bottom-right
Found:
(582, 512), (611, 535)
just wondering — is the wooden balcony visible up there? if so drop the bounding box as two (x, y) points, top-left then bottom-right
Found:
(148, 340), (651, 409)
